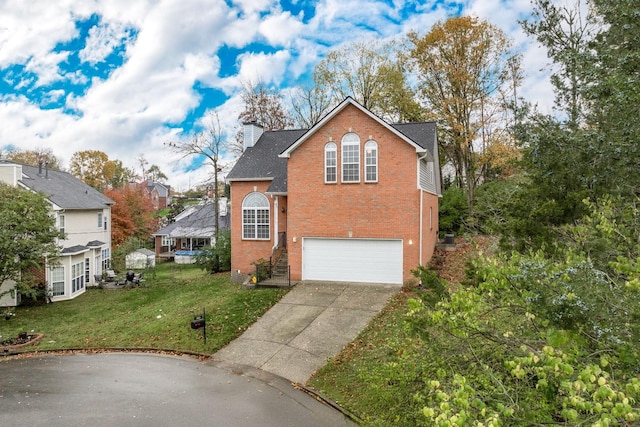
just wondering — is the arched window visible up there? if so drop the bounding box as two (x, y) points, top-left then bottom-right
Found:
(341, 133), (360, 182)
(242, 192), (270, 240)
(325, 142), (337, 183)
(364, 140), (378, 182)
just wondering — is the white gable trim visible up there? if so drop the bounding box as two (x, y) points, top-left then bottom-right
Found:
(279, 97), (426, 158)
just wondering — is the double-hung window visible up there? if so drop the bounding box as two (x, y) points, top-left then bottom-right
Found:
(364, 140), (378, 182)
(58, 214), (65, 235)
(325, 142), (337, 183)
(341, 133), (360, 183)
(242, 192), (270, 240)
(51, 266), (65, 297)
(98, 212), (103, 228)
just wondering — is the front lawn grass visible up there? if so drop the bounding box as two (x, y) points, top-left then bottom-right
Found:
(0, 263), (287, 354)
(308, 289), (418, 426)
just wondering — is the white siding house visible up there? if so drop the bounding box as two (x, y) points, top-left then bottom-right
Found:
(0, 161), (114, 306)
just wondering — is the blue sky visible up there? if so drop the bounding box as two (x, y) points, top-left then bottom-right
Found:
(0, 0), (554, 191)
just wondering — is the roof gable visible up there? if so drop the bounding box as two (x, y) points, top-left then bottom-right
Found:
(279, 97), (430, 158)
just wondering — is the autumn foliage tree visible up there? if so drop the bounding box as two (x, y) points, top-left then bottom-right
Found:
(408, 16), (521, 207)
(69, 150), (115, 191)
(104, 186), (159, 247)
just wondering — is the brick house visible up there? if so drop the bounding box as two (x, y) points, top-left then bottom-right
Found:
(0, 161), (114, 306)
(226, 97), (442, 285)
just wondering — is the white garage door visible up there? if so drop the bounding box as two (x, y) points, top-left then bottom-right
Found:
(302, 238), (403, 284)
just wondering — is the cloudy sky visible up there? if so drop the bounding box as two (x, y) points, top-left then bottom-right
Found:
(0, 0), (554, 192)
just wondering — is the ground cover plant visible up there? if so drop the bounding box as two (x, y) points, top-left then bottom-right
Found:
(0, 263), (287, 354)
(309, 230), (640, 426)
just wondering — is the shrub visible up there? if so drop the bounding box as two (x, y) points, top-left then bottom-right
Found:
(196, 231), (231, 273)
(439, 186), (468, 235)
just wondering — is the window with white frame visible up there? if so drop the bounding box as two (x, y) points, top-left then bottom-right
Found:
(364, 140), (378, 182)
(161, 236), (175, 247)
(72, 261), (84, 293)
(341, 133), (360, 182)
(51, 266), (65, 297)
(242, 192), (270, 240)
(101, 248), (110, 271)
(58, 214), (65, 235)
(325, 142), (337, 183)
(98, 212), (103, 228)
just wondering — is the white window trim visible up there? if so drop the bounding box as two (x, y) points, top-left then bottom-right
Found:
(325, 142), (337, 183)
(341, 133), (360, 183)
(364, 140), (378, 183)
(51, 266), (65, 297)
(242, 192), (270, 240)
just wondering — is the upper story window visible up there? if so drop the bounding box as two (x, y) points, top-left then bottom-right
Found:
(364, 140), (378, 182)
(242, 192), (270, 240)
(98, 212), (103, 228)
(341, 133), (360, 183)
(58, 214), (65, 235)
(325, 142), (337, 183)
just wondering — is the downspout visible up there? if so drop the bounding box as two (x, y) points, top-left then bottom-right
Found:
(273, 196), (279, 250)
(417, 151), (430, 265)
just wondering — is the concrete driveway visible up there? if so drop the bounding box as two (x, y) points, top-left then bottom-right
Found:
(214, 281), (401, 384)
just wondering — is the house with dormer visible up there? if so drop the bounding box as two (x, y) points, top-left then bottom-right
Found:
(226, 97), (442, 285)
(0, 161), (114, 306)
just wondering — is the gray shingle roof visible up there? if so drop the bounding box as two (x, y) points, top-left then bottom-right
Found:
(15, 163), (114, 210)
(392, 122), (437, 154)
(153, 202), (230, 238)
(227, 118), (437, 194)
(226, 129), (307, 194)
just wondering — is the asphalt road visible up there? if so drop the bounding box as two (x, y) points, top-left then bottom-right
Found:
(0, 352), (356, 427)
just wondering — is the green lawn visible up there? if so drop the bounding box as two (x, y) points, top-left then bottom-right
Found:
(0, 263), (288, 354)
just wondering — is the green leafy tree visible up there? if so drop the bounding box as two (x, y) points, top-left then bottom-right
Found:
(196, 231), (231, 273)
(521, 0), (594, 129)
(0, 183), (61, 301)
(107, 159), (136, 189)
(314, 39), (423, 122)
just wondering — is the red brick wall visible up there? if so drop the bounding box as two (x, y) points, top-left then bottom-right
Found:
(285, 104), (438, 282)
(230, 181), (276, 274)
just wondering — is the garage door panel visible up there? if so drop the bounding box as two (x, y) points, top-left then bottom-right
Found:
(303, 238), (402, 284)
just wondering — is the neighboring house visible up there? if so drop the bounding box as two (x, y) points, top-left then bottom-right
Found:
(0, 161), (114, 306)
(147, 181), (171, 211)
(125, 248), (156, 270)
(153, 198), (230, 262)
(226, 97), (442, 285)
(128, 180), (171, 211)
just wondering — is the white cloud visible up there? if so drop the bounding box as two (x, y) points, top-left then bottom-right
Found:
(79, 21), (133, 65)
(0, 0), (562, 195)
(259, 11), (305, 46)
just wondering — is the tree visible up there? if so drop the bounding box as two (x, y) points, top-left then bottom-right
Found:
(104, 186), (158, 247)
(314, 40), (423, 122)
(69, 150), (114, 191)
(408, 16), (521, 207)
(167, 112), (226, 240)
(5, 147), (63, 170)
(0, 183), (61, 301)
(231, 80), (294, 155)
(521, 0), (594, 129)
(107, 159), (136, 189)
(146, 165), (167, 183)
(288, 83), (333, 128)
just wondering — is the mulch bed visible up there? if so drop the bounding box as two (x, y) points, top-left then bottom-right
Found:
(1, 333), (44, 353)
